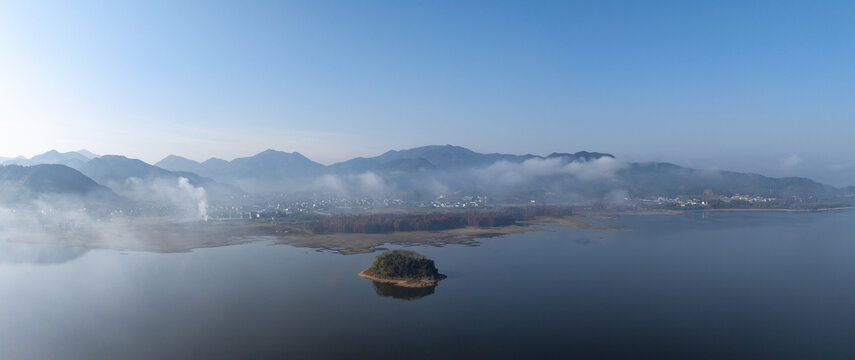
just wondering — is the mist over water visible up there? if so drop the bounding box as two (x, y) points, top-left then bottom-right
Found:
(1, 1), (852, 358)
(0, 174), (212, 254)
(2, 210), (855, 359)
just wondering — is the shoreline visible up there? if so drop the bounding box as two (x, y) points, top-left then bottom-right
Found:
(575, 206), (853, 217)
(281, 215), (632, 254)
(279, 224), (544, 254)
(689, 206), (854, 213)
(357, 269), (446, 288)
(9, 207), (851, 254)
(522, 216), (629, 231)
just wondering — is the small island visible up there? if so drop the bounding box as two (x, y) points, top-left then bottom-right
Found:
(358, 250), (447, 288)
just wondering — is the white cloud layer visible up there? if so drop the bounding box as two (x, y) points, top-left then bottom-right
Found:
(479, 157), (625, 186)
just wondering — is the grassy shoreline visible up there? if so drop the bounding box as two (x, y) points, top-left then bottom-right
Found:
(521, 216), (629, 231)
(575, 206), (853, 217)
(357, 269), (445, 288)
(690, 206), (854, 213)
(8, 207), (850, 254)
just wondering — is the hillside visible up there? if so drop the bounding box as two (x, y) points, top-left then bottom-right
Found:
(5, 145), (848, 207)
(0, 164), (119, 206)
(79, 155), (243, 204)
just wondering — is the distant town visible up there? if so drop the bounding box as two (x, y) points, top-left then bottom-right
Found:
(191, 190), (845, 222)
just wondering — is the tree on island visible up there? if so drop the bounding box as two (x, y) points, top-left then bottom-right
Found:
(359, 250), (447, 287)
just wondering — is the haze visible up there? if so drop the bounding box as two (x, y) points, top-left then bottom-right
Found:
(1, 1), (853, 186)
(4, 3), (855, 359)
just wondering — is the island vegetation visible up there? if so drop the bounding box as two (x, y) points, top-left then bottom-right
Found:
(358, 250), (447, 288)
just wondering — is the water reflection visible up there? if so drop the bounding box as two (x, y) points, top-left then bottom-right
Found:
(3, 211), (855, 359)
(0, 241), (88, 265)
(371, 281), (437, 300)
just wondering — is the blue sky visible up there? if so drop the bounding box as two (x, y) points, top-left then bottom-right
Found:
(1, 1), (853, 185)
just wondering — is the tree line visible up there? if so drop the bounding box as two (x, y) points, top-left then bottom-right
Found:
(366, 250), (442, 280)
(307, 206), (572, 234)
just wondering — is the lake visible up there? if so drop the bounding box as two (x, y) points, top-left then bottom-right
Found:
(2, 210), (855, 359)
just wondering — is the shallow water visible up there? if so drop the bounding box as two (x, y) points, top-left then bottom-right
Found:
(2, 210), (855, 359)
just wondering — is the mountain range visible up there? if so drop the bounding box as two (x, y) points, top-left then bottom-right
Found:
(0, 164), (118, 207)
(156, 145), (614, 179)
(1, 146), (853, 208)
(1, 149), (98, 168)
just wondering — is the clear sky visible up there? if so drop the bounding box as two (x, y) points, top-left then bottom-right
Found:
(1, 1), (853, 185)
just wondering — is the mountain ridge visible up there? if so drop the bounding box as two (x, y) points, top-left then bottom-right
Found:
(0, 164), (120, 206)
(2, 146), (852, 206)
(1, 150), (99, 169)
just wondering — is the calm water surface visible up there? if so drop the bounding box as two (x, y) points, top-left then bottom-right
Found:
(2, 210), (855, 359)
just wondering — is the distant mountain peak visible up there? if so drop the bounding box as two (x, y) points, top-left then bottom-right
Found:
(76, 149), (99, 159)
(99, 154), (131, 161)
(156, 154), (202, 165)
(27, 150), (91, 168)
(546, 151), (614, 161)
(160, 154), (194, 162)
(260, 149), (296, 155)
(0, 163), (119, 206)
(4, 155), (33, 166)
(411, 144), (475, 152)
(202, 157), (228, 165)
(155, 155), (212, 178)
(253, 149), (311, 160)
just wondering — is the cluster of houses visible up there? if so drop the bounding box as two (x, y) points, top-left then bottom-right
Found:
(423, 195), (487, 209)
(654, 193), (777, 208)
